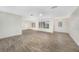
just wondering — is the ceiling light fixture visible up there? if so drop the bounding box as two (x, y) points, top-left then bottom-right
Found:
(39, 13), (43, 17)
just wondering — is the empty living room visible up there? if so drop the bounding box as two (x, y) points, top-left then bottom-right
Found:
(0, 6), (79, 52)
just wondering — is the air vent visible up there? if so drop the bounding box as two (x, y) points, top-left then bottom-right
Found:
(51, 6), (58, 9)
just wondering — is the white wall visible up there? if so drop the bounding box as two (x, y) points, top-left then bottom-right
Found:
(22, 17), (31, 30)
(22, 15), (69, 33)
(22, 21), (31, 30)
(22, 16), (39, 31)
(0, 12), (22, 39)
(54, 17), (68, 33)
(68, 17), (79, 46)
(68, 7), (79, 46)
(22, 16), (54, 33)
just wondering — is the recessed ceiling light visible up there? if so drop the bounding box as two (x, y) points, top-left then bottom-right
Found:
(39, 13), (43, 16)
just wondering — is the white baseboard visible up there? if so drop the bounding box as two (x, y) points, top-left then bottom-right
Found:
(0, 32), (22, 39)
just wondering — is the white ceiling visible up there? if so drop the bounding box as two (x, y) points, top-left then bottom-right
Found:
(0, 6), (78, 17)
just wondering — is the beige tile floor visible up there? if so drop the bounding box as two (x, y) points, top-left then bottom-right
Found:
(0, 30), (79, 52)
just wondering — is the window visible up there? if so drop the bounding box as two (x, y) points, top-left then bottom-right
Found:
(39, 21), (49, 29)
(32, 23), (35, 28)
(58, 21), (62, 27)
